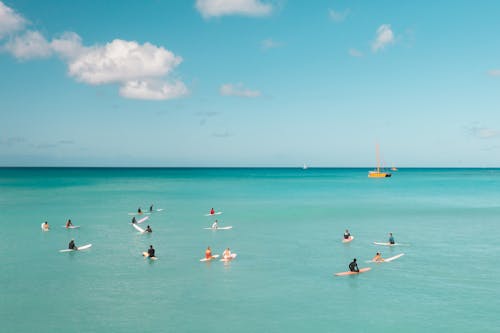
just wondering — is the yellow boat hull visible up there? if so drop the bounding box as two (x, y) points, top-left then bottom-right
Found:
(368, 171), (391, 178)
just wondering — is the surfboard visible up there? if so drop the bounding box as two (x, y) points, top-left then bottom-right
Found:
(335, 267), (371, 276)
(132, 223), (146, 233)
(41, 223), (49, 231)
(200, 254), (220, 262)
(373, 242), (405, 246)
(203, 226), (233, 230)
(59, 244), (92, 252)
(220, 253), (237, 262)
(142, 252), (158, 260)
(342, 236), (354, 243)
(62, 225), (80, 229)
(205, 212), (222, 216)
(366, 253), (405, 263)
(136, 216), (149, 224)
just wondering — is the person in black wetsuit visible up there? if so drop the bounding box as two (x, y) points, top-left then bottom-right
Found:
(349, 258), (359, 272)
(145, 225), (152, 233)
(147, 245), (155, 258)
(138, 208), (142, 214)
(344, 229), (351, 239)
(68, 239), (77, 250)
(149, 204), (154, 212)
(132, 216), (137, 224)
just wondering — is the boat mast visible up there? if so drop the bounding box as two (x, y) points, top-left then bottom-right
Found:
(376, 144), (380, 172)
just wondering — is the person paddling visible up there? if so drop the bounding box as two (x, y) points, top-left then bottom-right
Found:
(144, 225), (152, 233)
(372, 252), (384, 262)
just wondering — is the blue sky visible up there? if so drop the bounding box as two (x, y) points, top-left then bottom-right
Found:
(1, 0), (500, 167)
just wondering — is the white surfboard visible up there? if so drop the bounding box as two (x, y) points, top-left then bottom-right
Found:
(200, 254), (220, 262)
(220, 253), (237, 262)
(203, 226), (233, 230)
(373, 242), (407, 246)
(132, 223), (146, 233)
(366, 253), (405, 263)
(62, 225), (80, 229)
(59, 243), (92, 252)
(142, 252), (158, 260)
(205, 212), (223, 216)
(136, 216), (150, 224)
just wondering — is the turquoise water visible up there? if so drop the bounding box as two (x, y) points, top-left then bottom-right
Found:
(1, 168), (499, 332)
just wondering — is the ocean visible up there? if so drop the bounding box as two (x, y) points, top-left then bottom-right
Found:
(1, 168), (499, 332)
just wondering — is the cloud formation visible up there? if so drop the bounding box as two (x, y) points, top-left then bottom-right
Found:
(487, 69), (500, 76)
(220, 83), (261, 97)
(372, 24), (395, 52)
(5, 30), (52, 59)
(328, 8), (350, 22)
(196, 0), (272, 18)
(468, 125), (500, 139)
(0, 1), (26, 38)
(348, 48), (363, 57)
(261, 38), (282, 50)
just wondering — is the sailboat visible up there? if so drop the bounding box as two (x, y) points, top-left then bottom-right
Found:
(368, 145), (391, 178)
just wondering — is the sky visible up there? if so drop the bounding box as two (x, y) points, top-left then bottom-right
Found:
(1, 0), (500, 167)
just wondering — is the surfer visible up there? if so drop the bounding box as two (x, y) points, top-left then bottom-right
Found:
(205, 246), (213, 259)
(349, 258), (359, 272)
(372, 252), (384, 262)
(210, 208), (215, 215)
(149, 204), (154, 212)
(131, 216), (137, 224)
(68, 239), (77, 250)
(344, 229), (351, 239)
(223, 248), (232, 260)
(211, 220), (219, 229)
(145, 225), (152, 233)
(388, 233), (395, 245)
(42, 221), (49, 231)
(138, 208), (142, 214)
(146, 245), (156, 258)
(65, 219), (73, 228)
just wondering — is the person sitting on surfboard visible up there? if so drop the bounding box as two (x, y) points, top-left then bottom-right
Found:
(131, 216), (137, 224)
(349, 258), (359, 272)
(145, 225), (152, 233)
(205, 246), (213, 259)
(147, 245), (155, 258)
(372, 252), (384, 262)
(211, 220), (219, 229)
(344, 229), (351, 239)
(138, 208), (142, 214)
(388, 233), (395, 245)
(210, 208), (215, 215)
(223, 248), (232, 260)
(149, 204), (154, 212)
(43, 221), (49, 231)
(66, 219), (73, 228)
(68, 239), (77, 250)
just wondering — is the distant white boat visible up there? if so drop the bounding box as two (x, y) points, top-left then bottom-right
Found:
(302, 163), (308, 170)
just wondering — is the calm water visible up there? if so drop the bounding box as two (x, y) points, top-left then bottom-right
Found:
(1, 168), (499, 332)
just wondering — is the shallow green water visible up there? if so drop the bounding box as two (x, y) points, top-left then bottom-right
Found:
(1, 168), (499, 332)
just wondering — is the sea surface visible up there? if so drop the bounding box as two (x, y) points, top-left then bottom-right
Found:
(1, 167), (499, 332)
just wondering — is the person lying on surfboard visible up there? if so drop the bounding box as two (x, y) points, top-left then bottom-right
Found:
(349, 258), (359, 272)
(144, 225), (152, 233)
(65, 219), (73, 228)
(388, 233), (395, 245)
(372, 252), (385, 262)
(68, 239), (77, 250)
(211, 220), (219, 229)
(344, 229), (351, 239)
(210, 208), (215, 215)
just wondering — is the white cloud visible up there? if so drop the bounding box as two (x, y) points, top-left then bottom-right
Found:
(328, 8), (349, 22)
(196, 0), (272, 18)
(5, 30), (52, 59)
(67, 39), (182, 85)
(0, 1), (27, 38)
(261, 38), (282, 50)
(119, 79), (188, 100)
(372, 24), (395, 52)
(469, 125), (500, 139)
(220, 83), (261, 97)
(51, 32), (85, 60)
(348, 48), (363, 57)
(487, 69), (500, 77)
